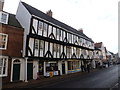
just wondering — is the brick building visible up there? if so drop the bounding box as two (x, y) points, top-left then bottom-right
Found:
(0, 11), (24, 83)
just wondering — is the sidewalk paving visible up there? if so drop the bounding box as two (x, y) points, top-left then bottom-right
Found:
(2, 68), (103, 88)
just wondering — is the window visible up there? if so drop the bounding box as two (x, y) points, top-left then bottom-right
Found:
(76, 48), (80, 55)
(38, 21), (43, 31)
(35, 39), (39, 50)
(0, 33), (8, 49)
(68, 61), (80, 70)
(56, 28), (61, 36)
(82, 49), (86, 55)
(48, 25), (52, 36)
(0, 12), (8, 24)
(53, 27), (56, 37)
(40, 40), (44, 49)
(43, 23), (48, 31)
(0, 57), (8, 77)
(53, 44), (59, 52)
(68, 33), (71, 43)
(67, 46), (71, 54)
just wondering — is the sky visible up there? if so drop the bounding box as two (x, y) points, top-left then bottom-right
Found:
(3, 0), (119, 54)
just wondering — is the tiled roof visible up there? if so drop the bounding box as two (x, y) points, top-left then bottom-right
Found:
(94, 42), (102, 48)
(8, 13), (22, 28)
(21, 2), (94, 42)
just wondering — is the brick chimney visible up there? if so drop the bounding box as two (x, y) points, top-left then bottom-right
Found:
(0, 0), (4, 11)
(46, 9), (52, 17)
(78, 28), (83, 33)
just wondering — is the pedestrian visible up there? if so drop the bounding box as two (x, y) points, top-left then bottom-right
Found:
(81, 65), (84, 72)
(87, 63), (90, 73)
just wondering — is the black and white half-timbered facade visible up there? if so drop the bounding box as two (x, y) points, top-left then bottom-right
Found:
(16, 1), (94, 81)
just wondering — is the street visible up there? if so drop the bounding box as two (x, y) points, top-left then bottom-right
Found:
(37, 65), (119, 89)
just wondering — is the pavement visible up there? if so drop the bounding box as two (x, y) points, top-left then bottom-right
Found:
(2, 66), (118, 89)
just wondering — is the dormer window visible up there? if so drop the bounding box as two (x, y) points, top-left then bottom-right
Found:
(0, 12), (9, 24)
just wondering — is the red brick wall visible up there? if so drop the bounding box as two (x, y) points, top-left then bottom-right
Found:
(2, 58), (12, 84)
(0, 24), (24, 57)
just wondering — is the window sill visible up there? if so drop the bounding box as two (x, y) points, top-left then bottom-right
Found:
(0, 75), (7, 77)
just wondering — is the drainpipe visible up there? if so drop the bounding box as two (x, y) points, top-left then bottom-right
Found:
(24, 58), (28, 82)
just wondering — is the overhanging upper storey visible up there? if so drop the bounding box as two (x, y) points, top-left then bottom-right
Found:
(21, 1), (94, 43)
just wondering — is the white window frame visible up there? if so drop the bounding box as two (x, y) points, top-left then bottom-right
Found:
(0, 33), (8, 50)
(0, 11), (9, 24)
(0, 56), (8, 77)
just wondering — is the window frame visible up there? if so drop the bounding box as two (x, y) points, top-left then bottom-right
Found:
(39, 40), (44, 50)
(0, 56), (8, 77)
(0, 12), (9, 24)
(0, 33), (8, 50)
(34, 39), (39, 50)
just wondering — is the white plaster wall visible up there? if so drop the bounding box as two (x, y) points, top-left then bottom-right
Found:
(20, 59), (25, 81)
(65, 61), (68, 74)
(58, 61), (62, 75)
(64, 46), (66, 55)
(44, 41), (48, 56)
(33, 60), (39, 80)
(16, 1), (31, 57)
(43, 61), (46, 76)
(32, 19), (38, 34)
(28, 38), (34, 56)
(60, 30), (63, 41)
(53, 27), (56, 39)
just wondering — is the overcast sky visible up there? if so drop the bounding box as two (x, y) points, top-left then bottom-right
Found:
(3, 0), (119, 54)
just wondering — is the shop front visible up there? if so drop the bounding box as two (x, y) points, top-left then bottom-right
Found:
(67, 60), (81, 73)
(44, 61), (59, 77)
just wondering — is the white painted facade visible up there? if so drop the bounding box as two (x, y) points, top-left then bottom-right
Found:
(33, 60), (39, 79)
(16, 2), (31, 57)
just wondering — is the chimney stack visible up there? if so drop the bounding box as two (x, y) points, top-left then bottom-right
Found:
(46, 9), (53, 17)
(0, 0), (4, 11)
(78, 28), (83, 33)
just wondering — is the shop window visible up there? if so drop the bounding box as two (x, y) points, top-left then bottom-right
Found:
(0, 33), (8, 50)
(68, 61), (80, 70)
(46, 63), (58, 71)
(0, 57), (8, 77)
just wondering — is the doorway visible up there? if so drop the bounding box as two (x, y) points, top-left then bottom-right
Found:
(13, 60), (20, 81)
(27, 63), (33, 80)
(39, 61), (44, 75)
(62, 63), (65, 74)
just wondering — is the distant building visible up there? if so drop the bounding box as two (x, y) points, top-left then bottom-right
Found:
(113, 53), (119, 64)
(94, 43), (102, 68)
(94, 42), (107, 66)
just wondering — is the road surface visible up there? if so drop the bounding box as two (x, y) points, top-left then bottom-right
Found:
(37, 65), (119, 89)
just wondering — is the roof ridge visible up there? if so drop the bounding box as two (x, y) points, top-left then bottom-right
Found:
(21, 1), (93, 42)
